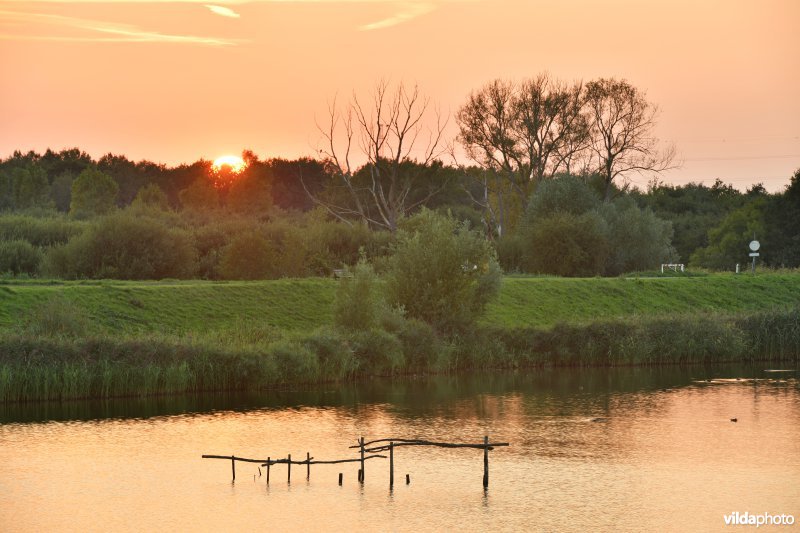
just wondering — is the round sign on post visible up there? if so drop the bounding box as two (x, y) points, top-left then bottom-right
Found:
(749, 240), (760, 252)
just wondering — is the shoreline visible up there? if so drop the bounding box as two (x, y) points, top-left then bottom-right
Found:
(2, 305), (798, 403)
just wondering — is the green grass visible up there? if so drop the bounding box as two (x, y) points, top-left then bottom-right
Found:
(2, 273), (799, 402)
(485, 274), (800, 328)
(2, 274), (799, 337)
(0, 278), (336, 336)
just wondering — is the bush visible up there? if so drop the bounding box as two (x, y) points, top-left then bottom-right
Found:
(598, 197), (675, 275)
(348, 329), (404, 375)
(386, 209), (501, 332)
(44, 212), (195, 279)
(218, 231), (274, 280)
(301, 327), (356, 379)
(268, 340), (319, 381)
(525, 175), (601, 221)
(524, 211), (609, 276)
(0, 239), (42, 275)
(333, 259), (387, 331)
(394, 318), (440, 370)
(0, 214), (83, 246)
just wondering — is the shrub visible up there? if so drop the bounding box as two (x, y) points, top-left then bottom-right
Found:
(348, 329), (404, 375)
(268, 340), (320, 381)
(44, 212), (195, 279)
(0, 239), (42, 275)
(333, 259), (387, 331)
(0, 214), (83, 246)
(598, 197), (675, 275)
(301, 327), (356, 379)
(386, 209), (501, 332)
(218, 231), (274, 280)
(523, 211), (609, 277)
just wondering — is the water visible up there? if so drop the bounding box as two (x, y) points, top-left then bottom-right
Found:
(1, 365), (799, 532)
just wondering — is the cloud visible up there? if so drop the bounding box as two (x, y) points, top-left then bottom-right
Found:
(205, 4), (241, 18)
(0, 10), (238, 45)
(359, 1), (436, 31)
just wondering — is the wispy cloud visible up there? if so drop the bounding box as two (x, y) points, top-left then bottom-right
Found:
(0, 10), (238, 44)
(205, 4), (241, 18)
(359, 1), (435, 30)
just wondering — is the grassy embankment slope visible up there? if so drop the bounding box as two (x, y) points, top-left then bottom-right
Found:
(2, 274), (799, 335)
(1, 274), (798, 401)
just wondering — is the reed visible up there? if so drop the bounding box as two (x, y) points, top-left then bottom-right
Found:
(1, 307), (798, 403)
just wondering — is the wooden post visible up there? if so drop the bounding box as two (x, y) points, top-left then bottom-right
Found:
(306, 452), (310, 480)
(358, 469), (362, 482)
(359, 436), (365, 483)
(483, 435), (489, 489)
(389, 441), (394, 488)
(266, 457), (270, 484)
(338, 473), (343, 485)
(231, 455), (235, 482)
(406, 474), (410, 485)
(287, 454), (291, 483)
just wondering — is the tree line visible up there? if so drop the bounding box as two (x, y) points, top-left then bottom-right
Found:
(1, 75), (799, 278)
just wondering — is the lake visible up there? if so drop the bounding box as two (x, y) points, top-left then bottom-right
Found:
(1, 365), (798, 531)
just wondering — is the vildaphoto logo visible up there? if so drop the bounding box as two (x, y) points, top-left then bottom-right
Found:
(723, 512), (795, 527)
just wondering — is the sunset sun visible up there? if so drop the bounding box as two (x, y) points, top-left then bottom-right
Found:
(212, 154), (246, 174)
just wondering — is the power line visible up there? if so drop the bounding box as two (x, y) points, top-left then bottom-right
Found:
(683, 154), (800, 162)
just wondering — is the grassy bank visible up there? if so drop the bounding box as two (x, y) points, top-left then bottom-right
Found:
(3, 273), (800, 334)
(1, 274), (799, 402)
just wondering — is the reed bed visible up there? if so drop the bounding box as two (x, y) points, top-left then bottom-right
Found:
(1, 306), (798, 402)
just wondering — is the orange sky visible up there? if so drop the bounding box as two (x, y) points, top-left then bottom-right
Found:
(1, 0), (798, 191)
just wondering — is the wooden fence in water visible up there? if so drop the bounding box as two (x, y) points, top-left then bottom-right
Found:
(202, 435), (509, 488)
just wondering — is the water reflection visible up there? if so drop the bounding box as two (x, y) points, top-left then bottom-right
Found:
(0, 364), (798, 532)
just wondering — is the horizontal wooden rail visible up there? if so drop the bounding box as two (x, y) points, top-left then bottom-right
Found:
(201, 454), (386, 465)
(348, 438), (510, 453)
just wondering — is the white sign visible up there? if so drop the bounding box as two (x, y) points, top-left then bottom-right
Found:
(749, 240), (761, 251)
(749, 252), (760, 257)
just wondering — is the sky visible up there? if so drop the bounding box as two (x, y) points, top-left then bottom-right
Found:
(1, 0), (798, 192)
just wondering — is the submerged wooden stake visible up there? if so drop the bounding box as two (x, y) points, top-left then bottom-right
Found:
(359, 436), (365, 483)
(306, 452), (311, 480)
(389, 442), (394, 488)
(483, 436), (489, 489)
(406, 474), (410, 485)
(287, 454), (291, 483)
(338, 473), (343, 485)
(266, 457), (271, 484)
(231, 455), (235, 482)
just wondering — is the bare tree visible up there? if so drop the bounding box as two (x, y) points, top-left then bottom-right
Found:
(584, 78), (676, 200)
(305, 81), (448, 232)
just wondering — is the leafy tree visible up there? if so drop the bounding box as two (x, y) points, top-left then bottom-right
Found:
(597, 197), (675, 275)
(70, 168), (119, 219)
(178, 178), (219, 212)
(218, 231), (274, 280)
(690, 198), (767, 269)
(227, 174), (271, 214)
(524, 211), (609, 276)
(524, 174), (601, 222)
(50, 172), (74, 212)
(764, 169), (800, 267)
(131, 183), (170, 211)
(386, 209), (501, 332)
